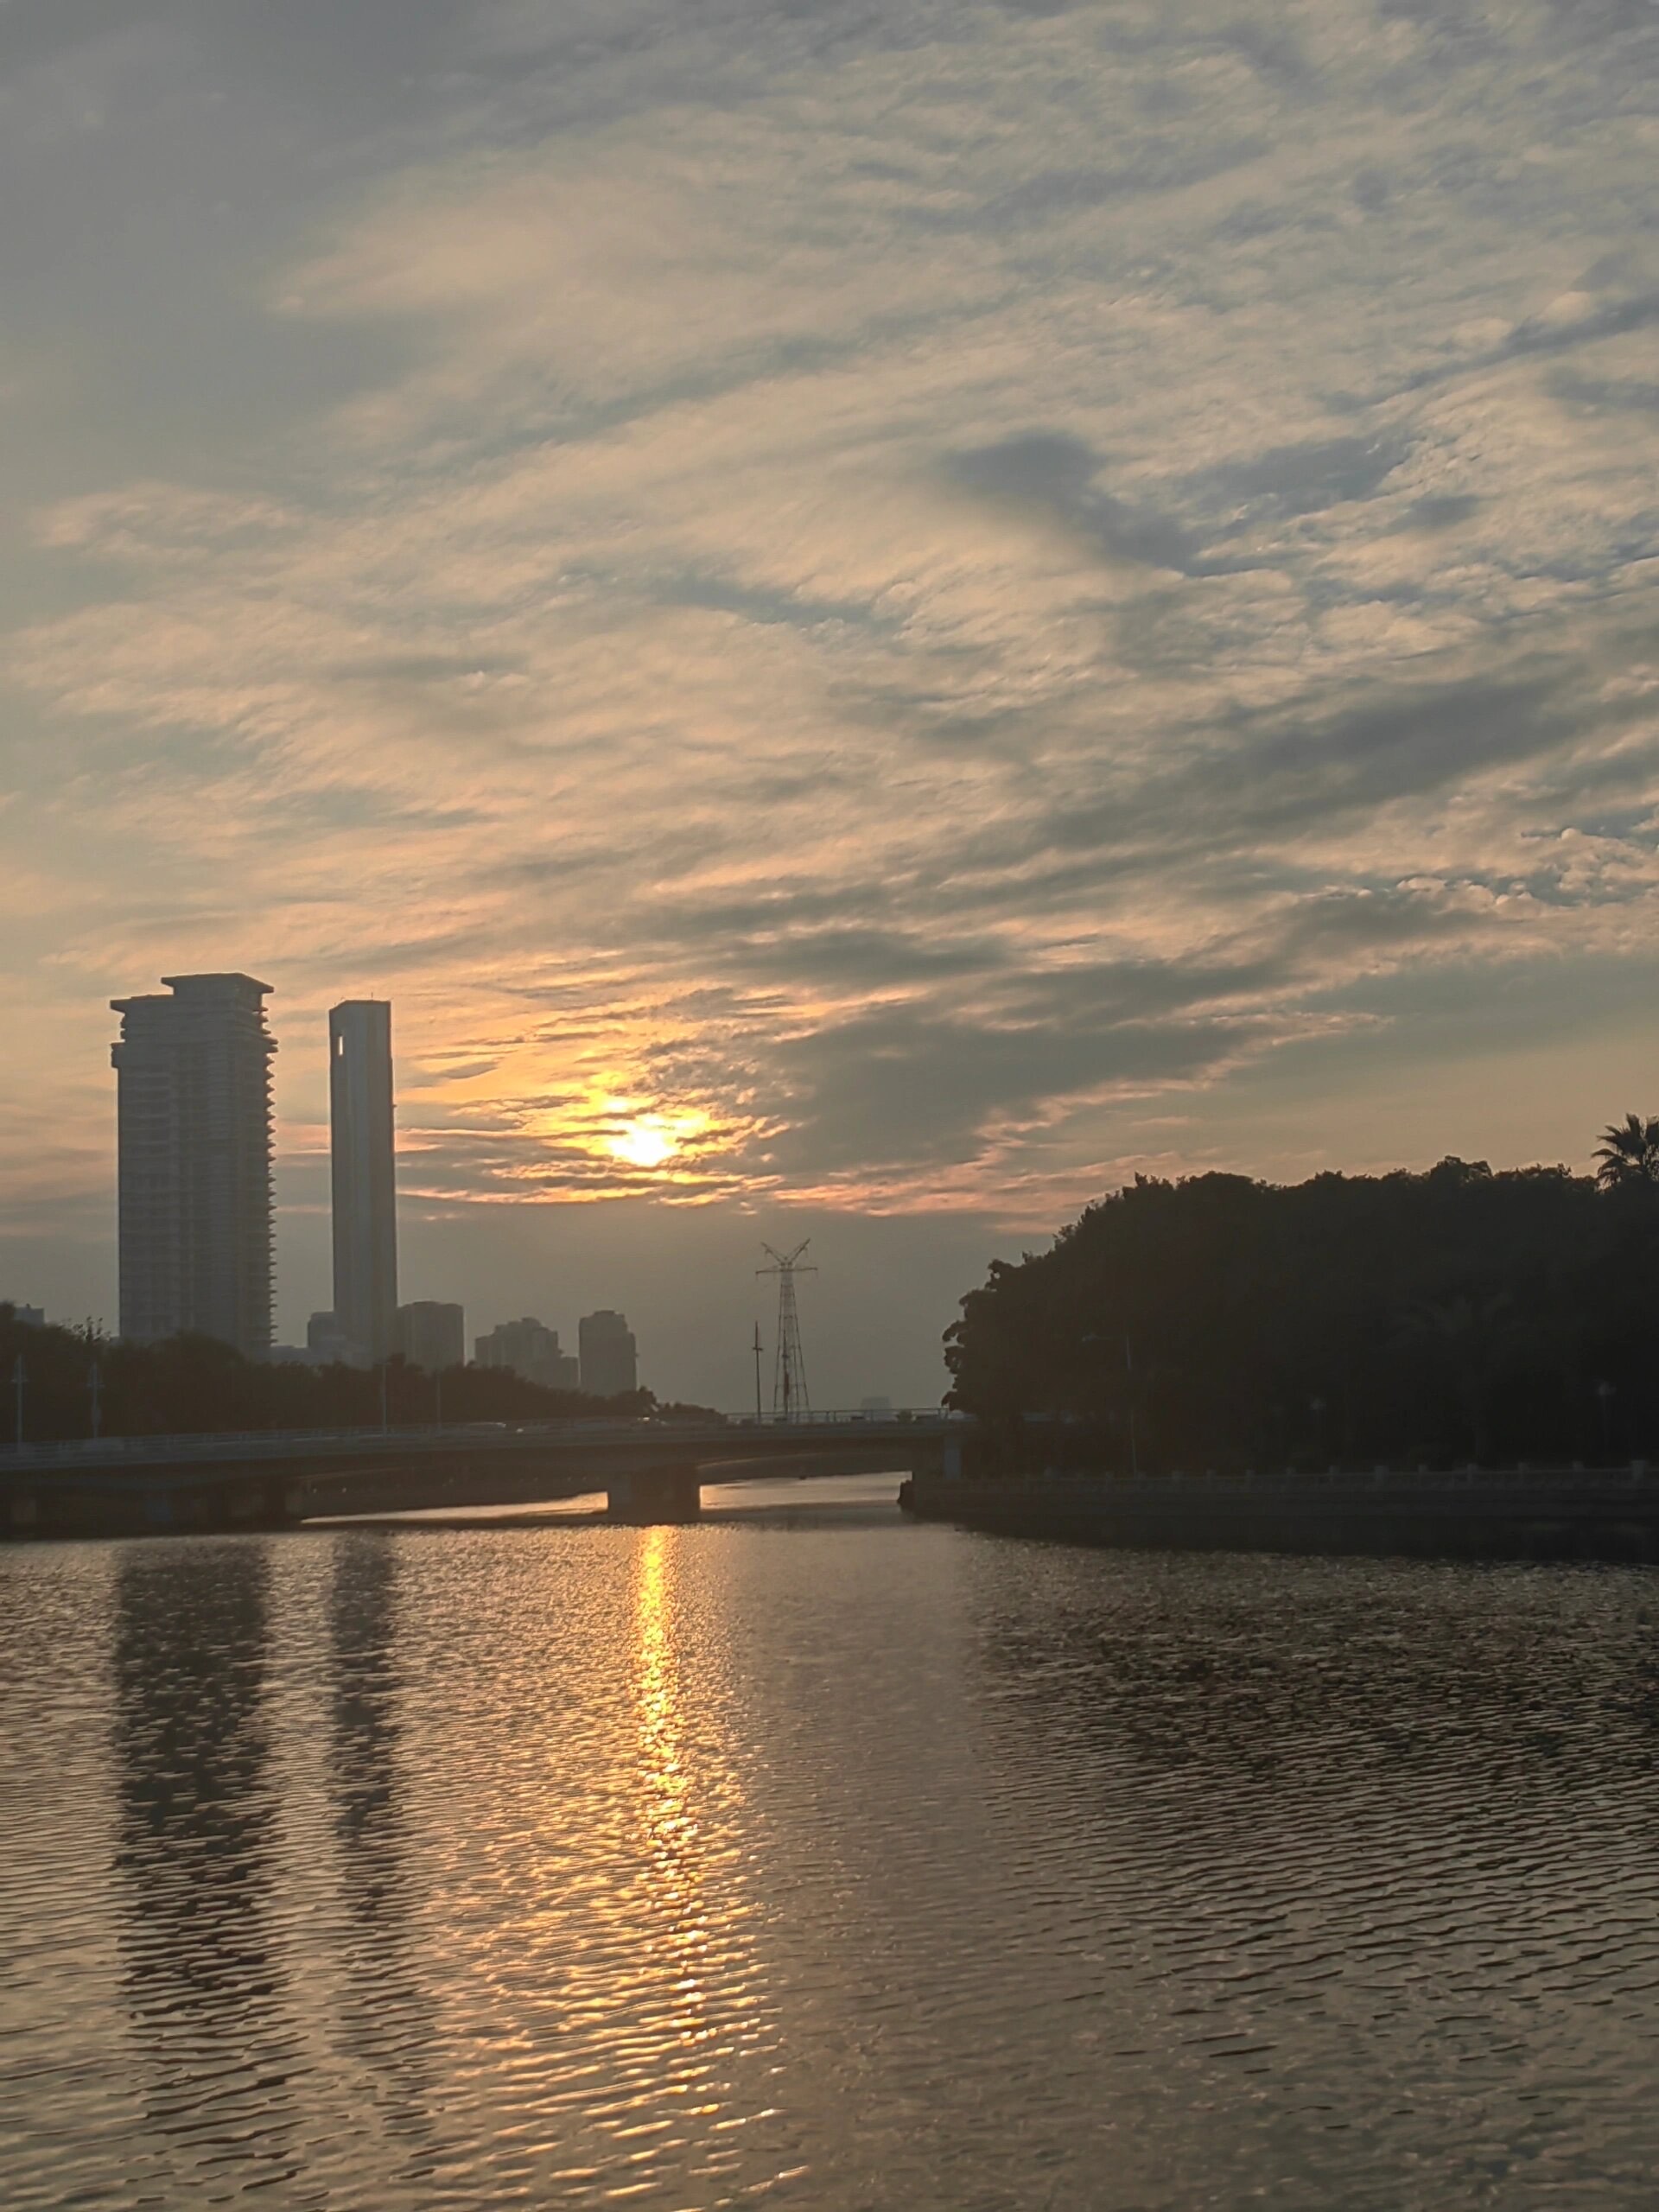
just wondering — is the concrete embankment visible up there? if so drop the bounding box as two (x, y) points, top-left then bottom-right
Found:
(899, 1469), (1659, 1564)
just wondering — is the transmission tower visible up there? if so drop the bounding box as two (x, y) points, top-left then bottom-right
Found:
(758, 1242), (816, 1421)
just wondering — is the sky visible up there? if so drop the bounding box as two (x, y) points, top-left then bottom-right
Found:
(0, 0), (1656, 1408)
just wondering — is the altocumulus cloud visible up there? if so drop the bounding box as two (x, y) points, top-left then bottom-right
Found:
(2, 0), (1657, 1286)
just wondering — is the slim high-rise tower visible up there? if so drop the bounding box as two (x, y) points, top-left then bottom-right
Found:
(111, 974), (276, 1358)
(329, 1000), (398, 1365)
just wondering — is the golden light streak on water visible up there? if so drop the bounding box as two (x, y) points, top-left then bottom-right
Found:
(632, 1526), (722, 2044)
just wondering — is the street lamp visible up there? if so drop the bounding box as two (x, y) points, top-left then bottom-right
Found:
(1595, 1379), (1615, 1464)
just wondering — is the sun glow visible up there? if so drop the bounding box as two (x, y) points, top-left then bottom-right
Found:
(472, 1070), (766, 1205)
(607, 1108), (709, 1171)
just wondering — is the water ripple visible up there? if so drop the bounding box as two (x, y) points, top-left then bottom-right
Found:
(5, 1491), (1659, 2205)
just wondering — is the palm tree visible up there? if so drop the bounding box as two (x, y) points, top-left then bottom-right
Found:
(1594, 1113), (1659, 1191)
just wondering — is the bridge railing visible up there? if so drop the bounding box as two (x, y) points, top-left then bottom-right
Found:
(0, 1409), (952, 1476)
(721, 1408), (950, 1429)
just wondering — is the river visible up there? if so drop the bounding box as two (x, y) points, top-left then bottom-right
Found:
(5, 1471), (1659, 2208)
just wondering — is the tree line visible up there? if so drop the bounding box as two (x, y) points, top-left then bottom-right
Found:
(944, 1121), (1659, 1473)
(0, 1312), (722, 1444)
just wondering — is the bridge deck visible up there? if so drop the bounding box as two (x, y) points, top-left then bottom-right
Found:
(0, 1416), (950, 1540)
(0, 1411), (946, 1477)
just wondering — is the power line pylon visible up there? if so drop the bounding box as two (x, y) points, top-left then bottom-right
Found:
(758, 1242), (816, 1422)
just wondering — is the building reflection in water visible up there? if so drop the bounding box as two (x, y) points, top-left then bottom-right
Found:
(109, 1538), (300, 2190)
(331, 1532), (404, 1917)
(327, 1529), (438, 2158)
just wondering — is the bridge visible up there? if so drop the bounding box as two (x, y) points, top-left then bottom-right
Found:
(0, 1413), (954, 1541)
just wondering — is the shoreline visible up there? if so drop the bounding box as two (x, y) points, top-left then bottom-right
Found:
(899, 1466), (1659, 1564)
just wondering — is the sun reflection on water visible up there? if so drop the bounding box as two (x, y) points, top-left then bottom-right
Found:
(635, 1528), (697, 1869)
(630, 1528), (756, 2088)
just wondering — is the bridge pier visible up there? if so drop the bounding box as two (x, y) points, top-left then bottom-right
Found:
(605, 1465), (703, 1524)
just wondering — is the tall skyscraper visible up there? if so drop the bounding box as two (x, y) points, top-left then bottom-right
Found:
(579, 1309), (639, 1399)
(111, 974), (276, 1358)
(329, 1000), (397, 1364)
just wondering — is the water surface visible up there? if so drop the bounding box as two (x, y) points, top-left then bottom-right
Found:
(5, 1474), (1659, 2208)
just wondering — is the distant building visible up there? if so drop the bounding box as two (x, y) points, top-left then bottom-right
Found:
(110, 974), (276, 1360)
(307, 1309), (364, 1367)
(2, 1303), (45, 1328)
(329, 1000), (397, 1365)
(579, 1309), (638, 1399)
(475, 1317), (581, 1389)
(397, 1300), (464, 1373)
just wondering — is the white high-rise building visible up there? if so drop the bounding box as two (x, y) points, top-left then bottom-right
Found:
(110, 974), (276, 1358)
(329, 1000), (397, 1364)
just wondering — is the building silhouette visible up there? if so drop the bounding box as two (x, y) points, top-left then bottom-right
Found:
(475, 1318), (580, 1390)
(329, 1001), (397, 1365)
(110, 975), (276, 1358)
(579, 1309), (638, 1399)
(305, 1310), (361, 1367)
(396, 1301), (463, 1374)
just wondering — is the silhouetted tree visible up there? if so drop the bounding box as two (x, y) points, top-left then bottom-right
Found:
(1595, 1113), (1659, 1190)
(945, 1134), (1659, 1471)
(0, 1303), (721, 1446)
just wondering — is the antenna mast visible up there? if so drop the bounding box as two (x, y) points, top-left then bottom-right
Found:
(757, 1242), (816, 1421)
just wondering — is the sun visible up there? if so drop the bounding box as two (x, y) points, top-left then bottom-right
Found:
(612, 1119), (677, 1169)
(597, 1099), (715, 1174)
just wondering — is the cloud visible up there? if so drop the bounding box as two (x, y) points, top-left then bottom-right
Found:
(948, 431), (1208, 575)
(0, 0), (476, 110)
(3, 0), (1657, 1363)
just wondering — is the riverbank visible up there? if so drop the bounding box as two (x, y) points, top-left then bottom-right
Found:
(899, 1467), (1659, 1563)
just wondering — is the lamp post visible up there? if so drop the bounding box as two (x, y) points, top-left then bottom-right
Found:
(1595, 1379), (1615, 1464)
